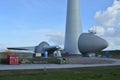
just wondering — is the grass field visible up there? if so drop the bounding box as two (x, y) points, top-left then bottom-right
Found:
(0, 66), (120, 80)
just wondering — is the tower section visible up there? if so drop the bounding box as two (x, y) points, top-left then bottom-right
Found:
(64, 0), (82, 54)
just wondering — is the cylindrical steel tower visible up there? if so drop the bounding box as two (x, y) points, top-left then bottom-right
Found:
(64, 0), (82, 54)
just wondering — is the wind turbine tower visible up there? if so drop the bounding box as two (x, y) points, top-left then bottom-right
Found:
(64, 0), (82, 54)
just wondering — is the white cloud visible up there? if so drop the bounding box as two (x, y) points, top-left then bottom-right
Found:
(46, 32), (65, 46)
(95, 0), (120, 27)
(107, 27), (115, 33)
(93, 0), (120, 50)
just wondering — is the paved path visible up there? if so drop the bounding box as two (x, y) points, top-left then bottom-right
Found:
(0, 58), (120, 70)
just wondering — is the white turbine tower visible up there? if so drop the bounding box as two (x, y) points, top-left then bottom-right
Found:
(64, 0), (82, 54)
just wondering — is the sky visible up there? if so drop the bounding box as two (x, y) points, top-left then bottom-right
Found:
(0, 0), (119, 50)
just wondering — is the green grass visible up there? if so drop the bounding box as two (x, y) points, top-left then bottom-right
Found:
(0, 66), (120, 80)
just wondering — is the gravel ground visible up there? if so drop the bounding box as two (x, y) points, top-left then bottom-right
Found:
(67, 56), (115, 64)
(0, 57), (120, 70)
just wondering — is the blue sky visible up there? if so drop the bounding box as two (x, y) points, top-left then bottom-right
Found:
(0, 0), (119, 50)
